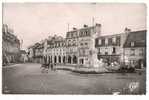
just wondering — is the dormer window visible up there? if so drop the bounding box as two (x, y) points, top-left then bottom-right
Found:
(112, 37), (116, 43)
(98, 39), (101, 45)
(131, 42), (134, 47)
(105, 38), (108, 45)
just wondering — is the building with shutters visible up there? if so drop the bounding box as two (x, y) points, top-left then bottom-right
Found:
(95, 33), (122, 64)
(2, 24), (21, 65)
(95, 28), (146, 68)
(28, 23), (146, 68)
(123, 30), (146, 68)
(42, 23), (101, 67)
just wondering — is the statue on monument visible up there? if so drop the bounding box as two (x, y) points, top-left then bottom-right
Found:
(89, 26), (108, 72)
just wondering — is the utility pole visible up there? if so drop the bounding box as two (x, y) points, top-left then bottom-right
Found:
(67, 23), (70, 32)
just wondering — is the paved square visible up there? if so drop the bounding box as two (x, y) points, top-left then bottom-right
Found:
(2, 63), (146, 94)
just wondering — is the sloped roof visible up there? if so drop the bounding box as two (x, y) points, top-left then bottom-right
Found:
(123, 30), (146, 48)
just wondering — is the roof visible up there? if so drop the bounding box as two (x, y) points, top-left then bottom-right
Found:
(20, 50), (26, 54)
(96, 33), (121, 39)
(123, 30), (146, 48)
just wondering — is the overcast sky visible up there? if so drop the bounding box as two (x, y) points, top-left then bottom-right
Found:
(3, 3), (146, 50)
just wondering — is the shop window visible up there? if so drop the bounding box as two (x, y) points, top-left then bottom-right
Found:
(131, 49), (135, 56)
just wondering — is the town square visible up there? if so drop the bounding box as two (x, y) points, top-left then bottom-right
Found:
(2, 3), (146, 94)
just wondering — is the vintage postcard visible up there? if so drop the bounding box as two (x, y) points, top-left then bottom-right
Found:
(2, 3), (146, 95)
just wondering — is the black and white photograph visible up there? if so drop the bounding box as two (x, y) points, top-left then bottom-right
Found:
(2, 3), (146, 95)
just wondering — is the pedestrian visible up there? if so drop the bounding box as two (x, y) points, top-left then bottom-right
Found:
(51, 63), (53, 71)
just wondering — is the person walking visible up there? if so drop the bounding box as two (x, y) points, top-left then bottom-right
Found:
(51, 63), (53, 71)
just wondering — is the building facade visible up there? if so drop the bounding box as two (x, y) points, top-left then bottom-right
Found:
(33, 43), (44, 63)
(28, 23), (146, 69)
(2, 24), (21, 65)
(95, 28), (146, 68)
(44, 35), (67, 64)
(42, 24), (101, 67)
(123, 30), (146, 68)
(20, 50), (28, 63)
(77, 24), (101, 67)
(95, 34), (122, 64)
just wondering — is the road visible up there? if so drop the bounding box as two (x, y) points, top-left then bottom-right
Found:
(2, 63), (146, 94)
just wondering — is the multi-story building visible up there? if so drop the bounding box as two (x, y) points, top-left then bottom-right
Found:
(20, 50), (28, 63)
(65, 27), (78, 65)
(33, 42), (44, 63)
(123, 30), (146, 68)
(43, 23), (101, 67)
(44, 35), (67, 64)
(28, 23), (146, 69)
(95, 34), (122, 64)
(28, 45), (35, 62)
(77, 24), (101, 67)
(95, 28), (146, 68)
(2, 24), (20, 65)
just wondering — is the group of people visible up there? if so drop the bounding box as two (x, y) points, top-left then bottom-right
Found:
(40, 63), (56, 73)
(40, 57), (56, 73)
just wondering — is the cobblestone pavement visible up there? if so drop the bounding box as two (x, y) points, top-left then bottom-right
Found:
(2, 63), (146, 94)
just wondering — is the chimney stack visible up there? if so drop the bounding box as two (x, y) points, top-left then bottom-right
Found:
(73, 27), (77, 30)
(95, 23), (101, 27)
(83, 24), (88, 28)
(124, 27), (131, 34)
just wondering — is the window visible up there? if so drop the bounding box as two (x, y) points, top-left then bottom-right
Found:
(85, 42), (88, 45)
(112, 47), (116, 54)
(105, 38), (108, 45)
(112, 37), (116, 43)
(105, 52), (108, 55)
(98, 48), (100, 54)
(105, 48), (108, 55)
(131, 42), (135, 47)
(71, 33), (73, 38)
(80, 31), (83, 37)
(139, 48), (144, 56)
(80, 43), (83, 46)
(131, 49), (135, 56)
(85, 31), (88, 36)
(98, 39), (101, 45)
(67, 33), (70, 38)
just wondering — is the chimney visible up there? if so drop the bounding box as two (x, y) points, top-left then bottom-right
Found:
(95, 23), (101, 27)
(73, 27), (77, 30)
(83, 24), (88, 28)
(124, 27), (131, 34)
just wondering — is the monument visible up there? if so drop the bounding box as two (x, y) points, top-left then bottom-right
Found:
(89, 24), (108, 72)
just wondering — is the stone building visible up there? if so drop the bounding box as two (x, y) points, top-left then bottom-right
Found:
(95, 34), (122, 64)
(27, 45), (35, 62)
(95, 28), (146, 68)
(44, 35), (67, 64)
(123, 30), (146, 68)
(28, 23), (146, 69)
(65, 27), (78, 65)
(77, 24), (101, 67)
(2, 24), (20, 65)
(33, 42), (44, 63)
(20, 50), (28, 63)
(43, 23), (101, 67)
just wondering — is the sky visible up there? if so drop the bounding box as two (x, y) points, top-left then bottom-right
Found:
(3, 3), (146, 50)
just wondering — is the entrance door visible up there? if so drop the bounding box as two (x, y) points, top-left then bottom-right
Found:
(80, 59), (84, 64)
